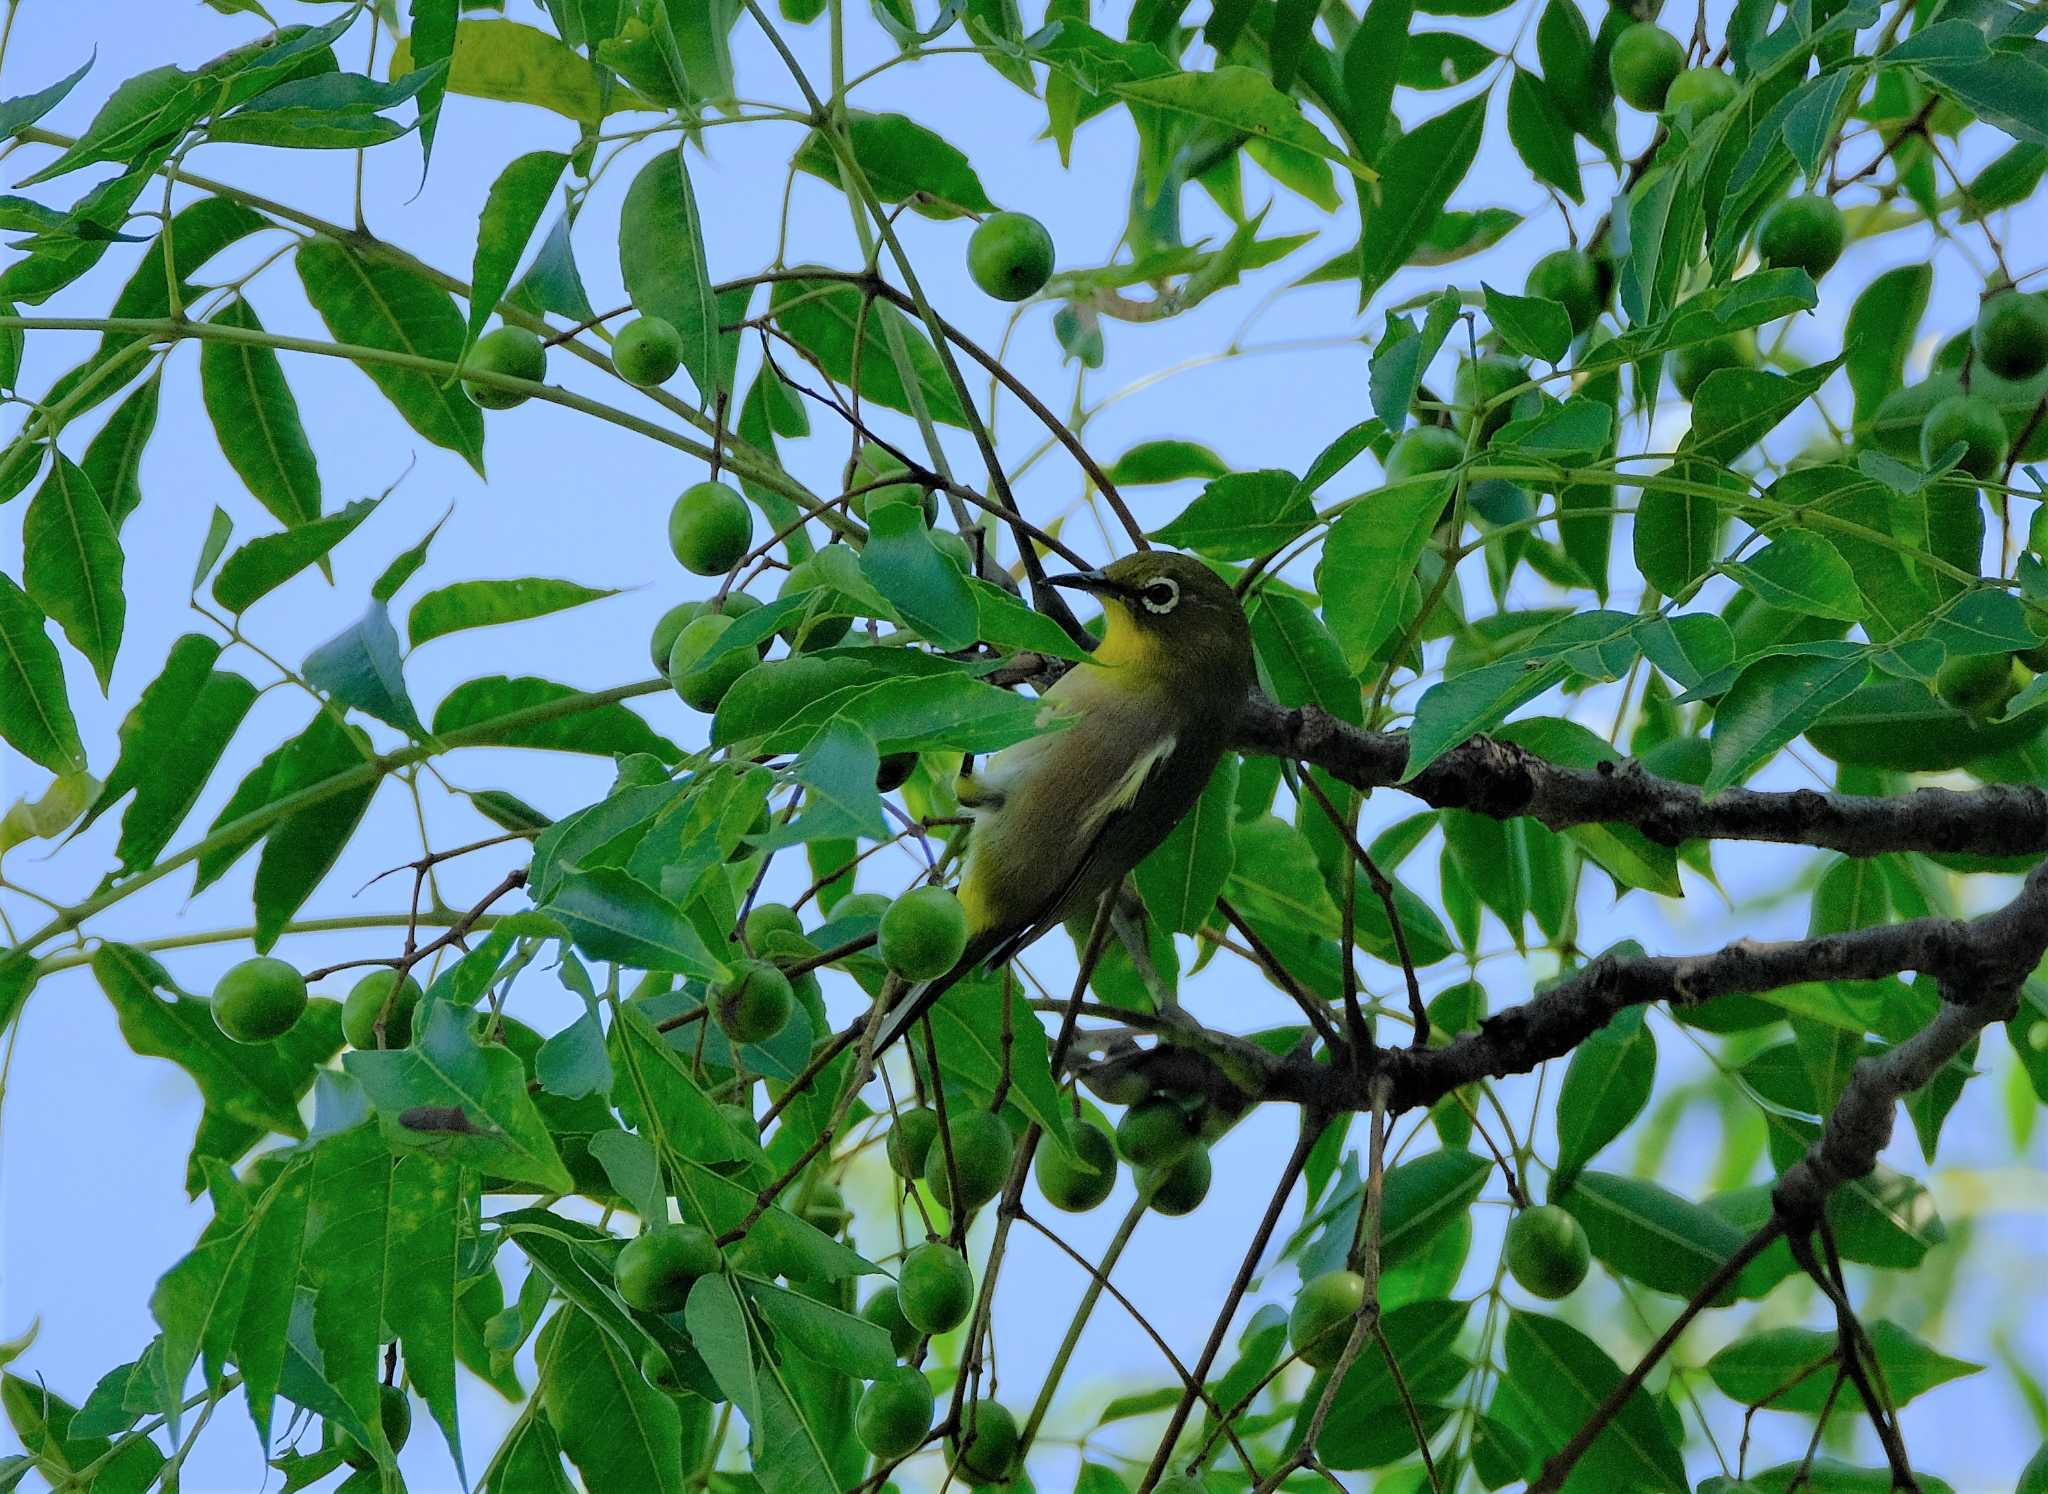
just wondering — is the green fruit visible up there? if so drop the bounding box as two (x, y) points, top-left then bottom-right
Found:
(342, 970), (422, 1050)
(832, 891), (894, 923)
(878, 886), (970, 980)
(967, 212), (1054, 302)
(668, 481), (753, 576)
(1142, 1145), (1211, 1216)
(612, 315), (684, 387)
(649, 592), (765, 674)
(339, 1384), (413, 1468)
(1384, 425), (1465, 485)
(211, 956), (307, 1044)
(712, 960), (794, 1044)
(745, 903), (806, 948)
(1525, 248), (1602, 333)
(614, 1222), (721, 1313)
(641, 1344), (689, 1394)
(465, 325), (546, 409)
(897, 1241), (974, 1333)
(1505, 1204), (1591, 1299)
(923, 1110), (1014, 1213)
(857, 1365), (936, 1459)
(862, 1286), (921, 1356)
(1665, 66), (1737, 122)
(1671, 330), (1756, 401)
(800, 1178), (852, 1235)
(1920, 393), (2009, 479)
(932, 529), (977, 575)
(668, 613), (757, 712)
(1116, 1096), (1196, 1169)
(1757, 194), (1846, 280)
(777, 560), (853, 650)
(1034, 1122), (1117, 1213)
(1289, 1269), (1366, 1369)
(953, 1398), (1021, 1485)
(1453, 355), (1527, 442)
(1974, 292), (2048, 382)
(850, 444), (937, 524)
(1610, 22), (1684, 111)
(1934, 652), (2021, 719)
(876, 750), (919, 793)
(887, 1107), (942, 1180)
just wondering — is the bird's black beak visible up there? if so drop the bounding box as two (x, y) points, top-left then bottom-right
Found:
(1046, 569), (1117, 597)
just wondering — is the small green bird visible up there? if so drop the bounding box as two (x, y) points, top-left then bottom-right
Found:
(872, 551), (1256, 1051)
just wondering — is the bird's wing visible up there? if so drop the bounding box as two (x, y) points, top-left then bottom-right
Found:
(973, 727), (1178, 970)
(867, 731), (1178, 1057)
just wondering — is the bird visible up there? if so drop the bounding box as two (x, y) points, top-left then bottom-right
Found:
(869, 550), (1257, 1054)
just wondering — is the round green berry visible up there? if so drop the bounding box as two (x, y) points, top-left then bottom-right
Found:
(211, 956), (307, 1044)
(967, 212), (1054, 302)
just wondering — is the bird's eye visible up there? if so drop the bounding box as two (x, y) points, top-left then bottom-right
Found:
(1140, 577), (1180, 614)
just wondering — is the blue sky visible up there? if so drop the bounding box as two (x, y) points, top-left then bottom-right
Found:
(0, 1), (2042, 1490)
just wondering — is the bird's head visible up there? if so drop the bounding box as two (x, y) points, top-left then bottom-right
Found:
(1048, 551), (1254, 693)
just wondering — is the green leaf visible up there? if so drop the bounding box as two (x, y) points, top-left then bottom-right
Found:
(304, 1127), (399, 1463)
(1495, 718), (1679, 895)
(247, 713), (380, 950)
(1558, 1169), (1750, 1301)
(92, 944), (332, 1138)
(295, 238), (485, 473)
(207, 68), (439, 150)
(972, 580), (1094, 662)
(715, 658), (1046, 756)
(408, 577), (618, 646)
(85, 634), (259, 878)
(193, 507), (233, 592)
(858, 504), (979, 649)
(1507, 68), (1583, 201)
(23, 449), (123, 689)
(1399, 31), (1496, 89)
(1368, 290), (1461, 434)
(1134, 755), (1238, 933)
(539, 1307), (687, 1494)
(231, 1151), (314, 1449)
(371, 511), (447, 604)
(1634, 462), (1727, 599)
(763, 719), (887, 846)
(211, 497), (378, 614)
(1104, 438), (1229, 484)
(1381, 1147), (1490, 1267)
(1113, 67), (1359, 207)
(386, 1156), (464, 1477)
(1317, 1298), (1470, 1469)
(1704, 1462), (1957, 1494)
(1152, 470), (1315, 559)
(0, 56), (93, 142)
(1688, 358), (1842, 466)
(1251, 593), (1361, 724)
(1, 1374), (163, 1492)
(345, 1002), (577, 1191)
(793, 110), (995, 219)
(0, 571), (84, 772)
(1707, 1318), (1979, 1414)
(1918, 53), (2048, 148)
(1319, 478), (1447, 668)
(80, 370), (160, 531)
(304, 604), (421, 734)
(391, 18), (613, 123)
(769, 275), (968, 428)
(431, 675), (680, 761)
(478, 1411), (575, 1494)
(1722, 533), (1864, 621)
(1483, 282), (1574, 364)
(619, 146), (723, 405)
(537, 1010), (612, 1100)
(1359, 95), (1486, 305)
(1707, 648), (1869, 796)
(743, 1279), (895, 1379)
(1341, 0), (1414, 164)
(1552, 1007), (1655, 1188)
(192, 706), (373, 896)
(408, 0), (456, 175)
(926, 973), (1077, 1159)
(1500, 1311), (1688, 1493)
(545, 867), (727, 978)
(466, 150), (568, 348)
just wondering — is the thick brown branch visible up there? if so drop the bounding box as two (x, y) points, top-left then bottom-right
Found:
(1235, 698), (2048, 860)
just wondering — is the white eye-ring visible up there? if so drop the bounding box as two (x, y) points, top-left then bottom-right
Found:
(1140, 577), (1180, 614)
